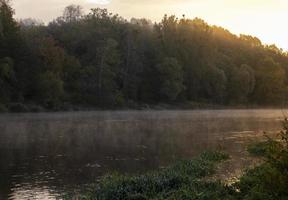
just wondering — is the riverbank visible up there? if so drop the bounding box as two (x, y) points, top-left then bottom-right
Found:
(70, 150), (261, 200)
(1, 101), (287, 113)
(73, 151), (235, 200)
(72, 145), (283, 200)
(69, 120), (288, 200)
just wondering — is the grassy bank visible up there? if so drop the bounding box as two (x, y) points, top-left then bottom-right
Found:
(75, 151), (235, 200)
(69, 120), (288, 200)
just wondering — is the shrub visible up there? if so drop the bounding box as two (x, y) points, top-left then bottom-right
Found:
(247, 141), (272, 157)
(74, 119), (288, 200)
(234, 118), (288, 200)
(27, 104), (45, 112)
(79, 152), (232, 200)
(8, 103), (29, 113)
(0, 103), (8, 112)
(0, 103), (8, 113)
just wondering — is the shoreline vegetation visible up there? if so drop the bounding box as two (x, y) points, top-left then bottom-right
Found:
(1, 101), (288, 113)
(2, 1), (288, 113)
(68, 120), (288, 200)
(2, 0), (288, 198)
(79, 151), (233, 200)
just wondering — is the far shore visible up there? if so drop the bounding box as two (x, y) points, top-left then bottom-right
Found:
(1, 101), (288, 114)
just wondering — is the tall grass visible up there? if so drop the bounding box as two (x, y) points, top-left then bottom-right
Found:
(77, 152), (234, 200)
(73, 119), (288, 200)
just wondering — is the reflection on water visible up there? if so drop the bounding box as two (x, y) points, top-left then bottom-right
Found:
(0, 109), (285, 199)
(10, 187), (58, 200)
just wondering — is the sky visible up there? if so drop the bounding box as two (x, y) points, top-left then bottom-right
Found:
(12, 0), (288, 51)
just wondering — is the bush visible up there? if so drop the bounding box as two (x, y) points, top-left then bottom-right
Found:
(78, 152), (232, 200)
(234, 118), (288, 200)
(0, 103), (8, 112)
(8, 103), (29, 113)
(74, 119), (288, 200)
(27, 104), (45, 112)
(247, 141), (272, 157)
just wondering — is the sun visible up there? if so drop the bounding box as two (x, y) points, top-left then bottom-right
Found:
(86, 0), (111, 5)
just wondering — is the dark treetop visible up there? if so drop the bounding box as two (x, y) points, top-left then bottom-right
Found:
(1, 1), (288, 111)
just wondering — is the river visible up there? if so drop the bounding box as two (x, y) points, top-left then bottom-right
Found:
(0, 109), (286, 199)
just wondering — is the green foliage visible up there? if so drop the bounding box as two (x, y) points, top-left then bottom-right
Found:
(8, 102), (29, 112)
(252, 57), (286, 104)
(0, 57), (15, 103)
(0, 57), (14, 79)
(203, 66), (227, 103)
(2, 3), (288, 110)
(37, 71), (64, 108)
(247, 141), (271, 157)
(0, 0), (19, 104)
(77, 152), (231, 200)
(69, 120), (288, 200)
(234, 119), (288, 200)
(0, 0), (19, 44)
(227, 64), (255, 104)
(156, 57), (185, 101)
(0, 103), (8, 112)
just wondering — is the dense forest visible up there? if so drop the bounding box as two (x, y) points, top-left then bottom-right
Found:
(1, 0), (288, 112)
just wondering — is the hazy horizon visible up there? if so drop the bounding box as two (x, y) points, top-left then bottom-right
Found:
(13, 0), (288, 51)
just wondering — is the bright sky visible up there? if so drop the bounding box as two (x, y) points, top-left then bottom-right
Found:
(13, 0), (288, 51)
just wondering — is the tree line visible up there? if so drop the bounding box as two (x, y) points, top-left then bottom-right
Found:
(1, 1), (288, 111)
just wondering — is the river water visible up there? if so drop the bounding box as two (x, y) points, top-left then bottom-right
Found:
(0, 109), (286, 199)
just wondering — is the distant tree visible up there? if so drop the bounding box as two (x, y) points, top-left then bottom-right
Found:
(88, 8), (110, 20)
(0, 0), (22, 103)
(252, 57), (287, 104)
(57, 4), (83, 23)
(37, 71), (64, 108)
(19, 18), (44, 27)
(240, 34), (262, 47)
(78, 38), (121, 106)
(97, 38), (120, 103)
(62, 55), (82, 102)
(0, 57), (13, 79)
(121, 24), (145, 102)
(2, 2), (288, 110)
(0, 57), (14, 103)
(130, 18), (153, 27)
(28, 37), (67, 108)
(0, 0), (19, 56)
(156, 57), (184, 101)
(203, 66), (227, 103)
(176, 17), (214, 101)
(227, 64), (255, 104)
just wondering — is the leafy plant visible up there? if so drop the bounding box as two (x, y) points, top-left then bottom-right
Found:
(235, 118), (288, 200)
(76, 152), (232, 200)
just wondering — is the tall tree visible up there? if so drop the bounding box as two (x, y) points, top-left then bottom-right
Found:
(62, 5), (83, 23)
(155, 57), (184, 101)
(253, 57), (287, 104)
(0, 0), (20, 103)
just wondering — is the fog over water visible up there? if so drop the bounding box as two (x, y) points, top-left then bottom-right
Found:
(0, 110), (285, 199)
